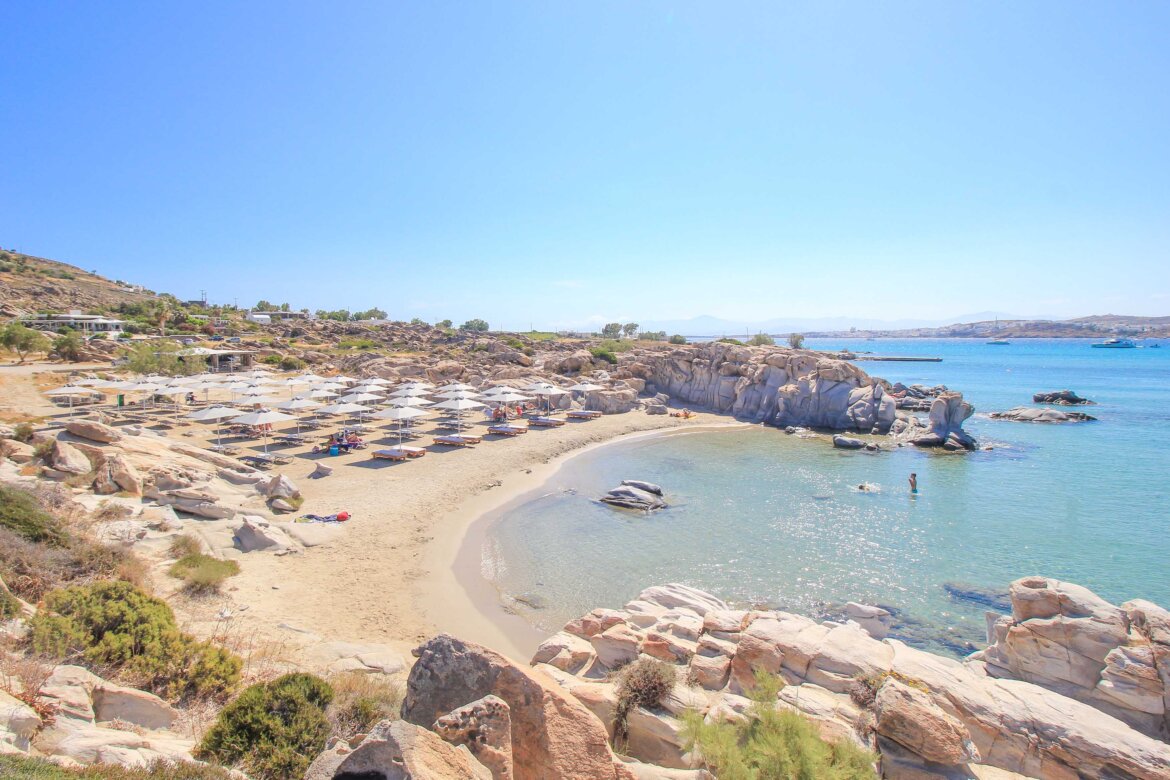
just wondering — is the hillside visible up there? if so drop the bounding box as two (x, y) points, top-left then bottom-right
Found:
(807, 315), (1170, 339)
(0, 249), (159, 318)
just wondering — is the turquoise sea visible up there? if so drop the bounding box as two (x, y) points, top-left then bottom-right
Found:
(481, 338), (1170, 655)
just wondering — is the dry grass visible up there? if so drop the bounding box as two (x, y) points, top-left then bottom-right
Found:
(325, 671), (403, 740)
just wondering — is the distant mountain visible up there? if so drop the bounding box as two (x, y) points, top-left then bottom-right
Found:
(636, 312), (1040, 337)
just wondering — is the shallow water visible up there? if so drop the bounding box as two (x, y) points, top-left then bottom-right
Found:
(482, 338), (1170, 655)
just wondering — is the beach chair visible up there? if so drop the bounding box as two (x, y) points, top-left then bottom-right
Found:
(209, 444), (239, 455)
(487, 424), (528, 436)
(529, 416), (566, 427)
(372, 446), (427, 461)
(237, 454), (274, 469)
(432, 434), (482, 447)
(567, 410), (602, 420)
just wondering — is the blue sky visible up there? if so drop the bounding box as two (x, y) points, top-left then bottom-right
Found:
(2, 2), (1167, 330)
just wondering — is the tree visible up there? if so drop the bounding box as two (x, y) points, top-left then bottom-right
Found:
(788, 333), (805, 349)
(314, 309), (351, 322)
(749, 332), (775, 346)
(1, 322), (51, 364)
(352, 308), (387, 321)
(409, 317), (427, 326)
(668, 334), (687, 345)
(52, 329), (84, 362)
(460, 318), (489, 332)
(125, 341), (198, 376)
(149, 298), (174, 336)
(436, 319), (453, 329)
(254, 300), (274, 311)
(638, 330), (667, 341)
(279, 302), (290, 312)
(601, 322), (622, 338)
(622, 322), (639, 338)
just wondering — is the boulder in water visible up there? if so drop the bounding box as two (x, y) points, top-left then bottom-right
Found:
(1033, 389), (1095, 405)
(600, 484), (666, 512)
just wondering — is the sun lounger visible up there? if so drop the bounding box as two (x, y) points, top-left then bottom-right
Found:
(432, 434), (482, 447)
(372, 446), (427, 461)
(274, 434), (307, 446)
(238, 454), (274, 469)
(567, 410), (602, 420)
(488, 424), (528, 436)
(529, 416), (566, 427)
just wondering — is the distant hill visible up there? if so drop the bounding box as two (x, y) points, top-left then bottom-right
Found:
(804, 316), (1170, 339)
(0, 249), (159, 318)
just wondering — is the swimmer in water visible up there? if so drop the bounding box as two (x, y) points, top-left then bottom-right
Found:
(909, 472), (918, 494)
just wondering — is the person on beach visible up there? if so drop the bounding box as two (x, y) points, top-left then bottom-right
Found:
(909, 473), (918, 494)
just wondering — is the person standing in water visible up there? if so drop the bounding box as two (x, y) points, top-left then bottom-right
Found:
(909, 473), (918, 494)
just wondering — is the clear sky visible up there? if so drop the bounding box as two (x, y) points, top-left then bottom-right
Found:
(2, 2), (1167, 330)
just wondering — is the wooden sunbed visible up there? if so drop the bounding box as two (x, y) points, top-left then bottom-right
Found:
(529, 417), (566, 428)
(273, 434), (307, 446)
(432, 434), (482, 447)
(372, 446), (427, 461)
(567, 410), (602, 420)
(487, 424), (528, 436)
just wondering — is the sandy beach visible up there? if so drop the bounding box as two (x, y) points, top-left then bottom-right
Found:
(184, 401), (744, 663)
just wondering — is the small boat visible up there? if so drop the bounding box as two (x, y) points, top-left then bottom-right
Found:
(986, 339), (1010, 345)
(1091, 338), (1137, 349)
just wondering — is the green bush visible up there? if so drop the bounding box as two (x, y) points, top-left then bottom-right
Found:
(788, 333), (806, 349)
(29, 581), (241, 701)
(590, 347), (617, 364)
(460, 318), (490, 332)
(748, 333), (775, 346)
(0, 754), (238, 779)
(168, 534), (203, 558)
(169, 554), (240, 595)
(669, 334), (688, 345)
(718, 337), (745, 346)
(614, 658), (676, 746)
(0, 584), (21, 619)
(682, 671), (876, 779)
(0, 484), (68, 546)
(337, 338), (378, 350)
(261, 354), (281, 365)
(326, 670), (403, 740)
(197, 673), (334, 780)
(279, 355), (305, 371)
(52, 329), (84, 362)
(13, 422), (35, 442)
(597, 338), (634, 353)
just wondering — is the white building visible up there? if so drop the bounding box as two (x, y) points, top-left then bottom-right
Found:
(19, 311), (128, 334)
(247, 310), (310, 323)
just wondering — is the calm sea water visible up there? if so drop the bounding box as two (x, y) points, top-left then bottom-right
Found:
(482, 338), (1170, 655)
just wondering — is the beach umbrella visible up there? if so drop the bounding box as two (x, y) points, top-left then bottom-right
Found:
(348, 385), (387, 396)
(330, 375), (357, 385)
(385, 396), (434, 407)
(304, 389), (339, 400)
(272, 398), (321, 433)
(529, 384), (567, 414)
(316, 401), (370, 424)
(436, 382), (475, 392)
(298, 373), (326, 382)
(227, 410), (297, 453)
(389, 387), (430, 399)
(44, 385), (94, 417)
(569, 382), (605, 393)
(359, 377), (392, 386)
(433, 397), (485, 433)
(340, 392), (383, 404)
(436, 390), (481, 400)
(186, 405), (242, 448)
(397, 381), (434, 390)
(371, 405), (429, 447)
(314, 382), (347, 391)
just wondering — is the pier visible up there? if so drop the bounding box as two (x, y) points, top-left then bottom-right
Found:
(852, 355), (943, 363)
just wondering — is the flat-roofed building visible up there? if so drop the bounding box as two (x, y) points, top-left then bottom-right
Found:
(19, 310), (128, 334)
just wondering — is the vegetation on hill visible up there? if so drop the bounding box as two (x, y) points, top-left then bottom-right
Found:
(0, 755), (237, 780)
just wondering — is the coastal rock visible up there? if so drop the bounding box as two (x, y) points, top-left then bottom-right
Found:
(911, 392), (977, 450)
(152, 494), (236, 520)
(990, 407), (1096, 423)
(64, 420), (122, 443)
(1033, 390), (1095, 405)
(622, 480), (663, 496)
(874, 678), (979, 765)
(92, 453), (142, 495)
(585, 389), (639, 414)
(601, 484), (666, 512)
(832, 434), (866, 450)
(48, 439), (92, 475)
(845, 602), (893, 640)
(233, 515), (295, 552)
(264, 473), (300, 500)
(0, 438), (35, 464)
(330, 719), (492, 780)
(590, 624), (642, 669)
(0, 690), (41, 751)
(403, 634), (631, 780)
(532, 632), (597, 675)
(635, 584), (728, 617)
(433, 695), (514, 780)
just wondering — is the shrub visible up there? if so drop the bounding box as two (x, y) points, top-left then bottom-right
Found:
(682, 671), (876, 779)
(0, 484), (68, 545)
(279, 355), (305, 371)
(668, 334), (688, 345)
(337, 338), (378, 350)
(614, 658), (676, 746)
(849, 670), (929, 709)
(326, 671), (403, 741)
(590, 347), (617, 364)
(0, 754), (238, 779)
(169, 534), (203, 558)
(29, 581), (241, 701)
(788, 333), (806, 349)
(12, 422), (35, 442)
(718, 337), (745, 346)
(460, 318), (490, 332)
(0, 584), (20, 619)
(197, 673), (334, 780)
(169, 554), (240, 595)
(748, 332), (775, 346)
(0, 524), (142, 605)
(261, 354), (281, 365)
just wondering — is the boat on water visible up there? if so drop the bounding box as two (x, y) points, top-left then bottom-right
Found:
(1091, 338), (1137, 349)
(986, 339), (1010, 345)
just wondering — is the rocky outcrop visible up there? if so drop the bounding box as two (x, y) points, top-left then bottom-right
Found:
(403, 634), (634, 780)
(233, 515), (295, 552)
(991, 407), (1097, 422)
(584, 389), (640, 414)
(634, 342), (916, 436)
(328, 719), (493, 779)
(433, 695), (514, 780)
(1033, 390), (1095, 405)
(600, 482), (666, 512)
(533, 583), (1170, 779)
(832, 434), (866, 450)
(48, 439), (92, 475)
(973, 576), (1170, 739)
(92, 453), (142, 495)
(910, 392), (978, 450)
(64, 420), (123, 443)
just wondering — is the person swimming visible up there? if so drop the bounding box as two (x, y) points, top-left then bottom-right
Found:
(909, 473), (918, 494)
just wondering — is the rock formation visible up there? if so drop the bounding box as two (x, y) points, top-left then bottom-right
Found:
(402, 634), (636, 779)
(600, 481), (667, 512)
(910, 392), (978, 450)
(1033, 389), (1095, 405)
(530, 581), (1170, 779)
(991, 407), (1097, 422)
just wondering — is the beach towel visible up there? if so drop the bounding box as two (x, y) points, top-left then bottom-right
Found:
(296, 511), (351, 524)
